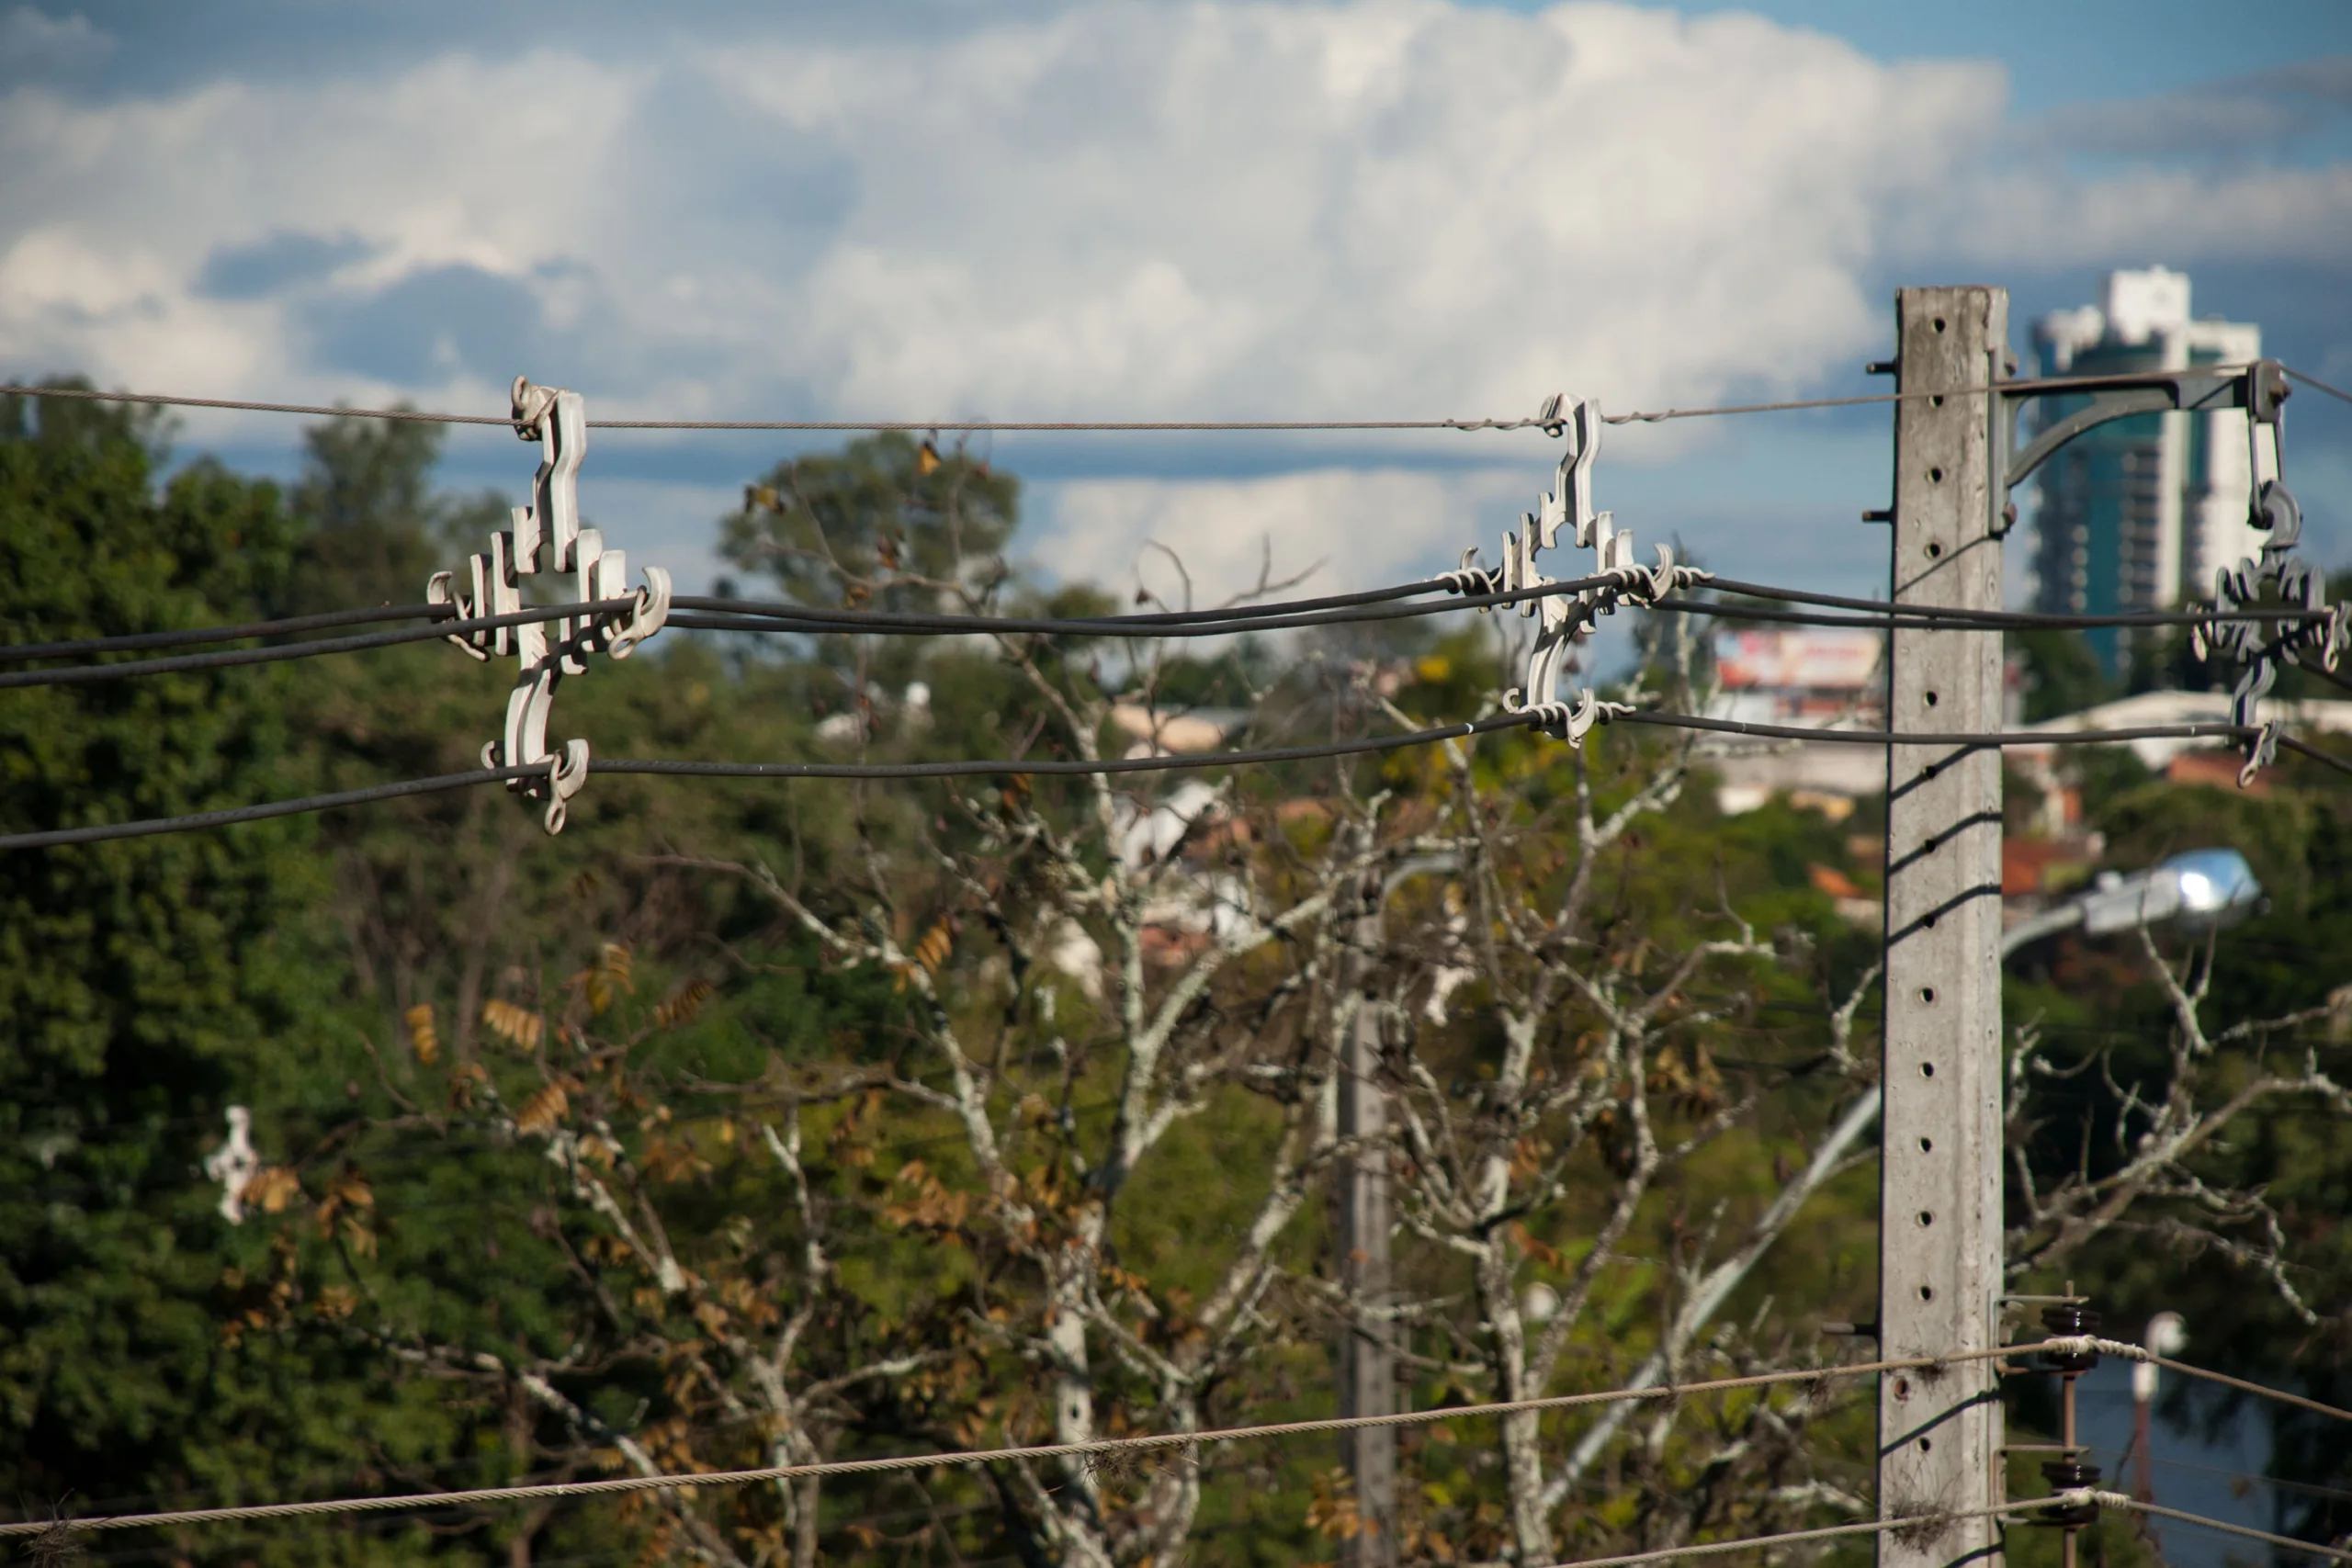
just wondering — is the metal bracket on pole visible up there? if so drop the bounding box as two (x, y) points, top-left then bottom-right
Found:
(1996, 363), (2286, 496)
(1877, 288), (2008, 1568)
(426, 376), (673, 834)
(1993, 356), (2335, 784)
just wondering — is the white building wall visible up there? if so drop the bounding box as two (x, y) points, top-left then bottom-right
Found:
(2183, 319), (2266, 594)
(2031, 268), (2263, 611)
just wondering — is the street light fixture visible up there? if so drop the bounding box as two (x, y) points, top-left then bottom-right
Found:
(2002, 848), (2264, 959)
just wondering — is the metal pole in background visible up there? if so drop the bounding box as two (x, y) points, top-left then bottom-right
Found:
(1877, 286), (2010, 1568)
(1338, 865), (1396, 1567)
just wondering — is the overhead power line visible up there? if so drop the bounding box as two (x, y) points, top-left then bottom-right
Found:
(1529, 1495), (2352, 1568)
(1529, 1502), (2036, 1568)
(2116, 1496), (2352, 1564)
(0, 364), (2278, 435)
(9, 716), (2347, 853)
(13, 572), (2326, 679)
(1698, 577), (2335, 630)
(0, 601), (644, 689)
(0, 576), (1492, 667)
(2285, 367), (2352, 409)
(2, 602), (455, 662)
(9, 1339), (2341, 1550)
(2093, 1338), (2352, 1426)
(0, 769), (541, 850)
(0, 1341), (2061, 1540)
(668, 576), (1606, 640)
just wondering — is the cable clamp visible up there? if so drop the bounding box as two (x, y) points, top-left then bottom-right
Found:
(1477, 395), (1645, 725)
(426, 376), (671, 835)
(2035, 1481), (2103, 1529)
(1506, 685), (1630, 748)
(1442, 547), (1500, 599)
(2240, 719), (2281, 790)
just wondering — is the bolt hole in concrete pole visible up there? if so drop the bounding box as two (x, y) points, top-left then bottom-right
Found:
(1928, 541), (1944, 558)
(1921, 1062), (1935, 1077)
(1921, 987), (1936, 1002)
(1918, 1212), (1935, 1226)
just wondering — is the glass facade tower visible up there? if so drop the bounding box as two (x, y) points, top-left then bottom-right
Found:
(2029, 268), (2264, 673)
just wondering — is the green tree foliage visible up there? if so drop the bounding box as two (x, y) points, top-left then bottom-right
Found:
(0, 386), (350, 1538)
(284, 413), (507, 614)
(5, 393), (2346, 1565)
(722, 432), (1018, 614)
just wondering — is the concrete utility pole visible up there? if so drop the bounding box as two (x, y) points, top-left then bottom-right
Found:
(1338, 866), (1396, 1567)
(1877, 286), (2010, 1568)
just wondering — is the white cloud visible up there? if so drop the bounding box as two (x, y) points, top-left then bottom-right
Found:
(1, 0), (2346, 585)
(0, 7), (110, 82)
(2, 2), (2005, 427)
(1033, 465), (1538, 602)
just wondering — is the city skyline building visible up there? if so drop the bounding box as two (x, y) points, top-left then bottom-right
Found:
(2028, 267), (2267, 673)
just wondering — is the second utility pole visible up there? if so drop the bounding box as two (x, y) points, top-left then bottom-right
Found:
(1339, 863), (1396, 1567)
(1877, 286), (2010, 1568)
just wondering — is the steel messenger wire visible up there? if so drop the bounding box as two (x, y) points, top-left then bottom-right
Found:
(2287, 367), (2352, 408)
(2107, 1497), (2352, 1564)
(1521, 1496), (2352, 1568)
(9, 716), (2351, 851)
(4, 1338), (2342, 1544)
(0, 362), (2289, 434)
(0, 1339), (2132, 1540)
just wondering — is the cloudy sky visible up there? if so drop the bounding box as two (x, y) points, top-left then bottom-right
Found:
(4, 0), (2348, 615)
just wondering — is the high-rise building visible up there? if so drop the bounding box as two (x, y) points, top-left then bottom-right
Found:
(2029, 267), (2266, 672)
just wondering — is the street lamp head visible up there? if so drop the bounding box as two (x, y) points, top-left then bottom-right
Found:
(2155, 849), (2263, 928)
(2075, 848), (2263, 939)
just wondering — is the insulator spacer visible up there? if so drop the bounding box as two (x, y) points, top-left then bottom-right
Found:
(2041, 1303), (2102, 1371)
(2035, 1461), (2103, 1528)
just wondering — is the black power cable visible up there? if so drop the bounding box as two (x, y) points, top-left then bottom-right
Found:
(0, 722), (1520, 851)
(0, 579), (1470, 665)
(1696, 578), (2333, 630)
(0, 768), (540, 850)
(12, 716), (2349, 854)
(9, 573), (2327, 675)
(0, 601), (644, 690)
(669, 574), (1614, 640)
(3, 602), (450, 662)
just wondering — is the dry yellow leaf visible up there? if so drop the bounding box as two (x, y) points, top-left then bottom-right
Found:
(404, 1003), (438, 1066)
(242, 1167), (303, 1214)
(913, 919), (952, 974)
(515, 1080), (570, 1135)
(580, 942), (633, 1015)
(653, 977), (714, 1029)
(482, 998), (544, 1052)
